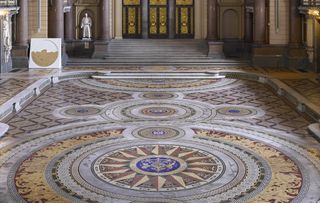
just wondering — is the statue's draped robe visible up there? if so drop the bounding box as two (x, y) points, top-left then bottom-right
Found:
(81, 16), (92, 39)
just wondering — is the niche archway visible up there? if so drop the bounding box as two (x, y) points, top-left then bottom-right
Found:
(222, 9), (240, 39)
(78, 9), (96, 39)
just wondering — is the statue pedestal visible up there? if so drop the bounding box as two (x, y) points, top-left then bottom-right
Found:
(92, 40), (108, 59)
(65, 40), (94, 58)
(208, 41), (225, 59)
(12, 45), (29, 69)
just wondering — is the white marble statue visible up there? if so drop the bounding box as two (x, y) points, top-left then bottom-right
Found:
(3, 15), (12, 63)
(81, 13), (92, 39)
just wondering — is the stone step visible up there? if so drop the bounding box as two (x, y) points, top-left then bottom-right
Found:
(67, 58), (248, 66)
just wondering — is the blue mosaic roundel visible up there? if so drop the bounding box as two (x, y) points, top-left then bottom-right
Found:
(228, 109), (241, 114)
(136, 157), (181, 173)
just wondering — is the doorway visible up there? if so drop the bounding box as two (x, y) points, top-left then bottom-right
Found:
(122, 0), (194, 39)
(148, 0), (169, 38)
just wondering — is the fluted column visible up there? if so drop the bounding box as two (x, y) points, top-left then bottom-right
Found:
(65, 0), (74, 40)
(48, 0), (64, 39)
(99, 0), (110, 40)
(289, 0), (302, 46)
(253, 0), (266, 44)
(207, 0), (218, 41)
(16, 0), (28, 46)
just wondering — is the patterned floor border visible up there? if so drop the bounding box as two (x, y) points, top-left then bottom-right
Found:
(0, 70), (319, 139)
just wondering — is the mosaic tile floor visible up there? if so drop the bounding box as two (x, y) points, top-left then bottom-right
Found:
(0, 67), (320, 203)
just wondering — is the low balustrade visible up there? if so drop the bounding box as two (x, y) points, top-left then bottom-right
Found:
(0, 0), (17, 7)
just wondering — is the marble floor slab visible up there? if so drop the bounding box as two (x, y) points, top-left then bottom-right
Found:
(0, 66), (319, 203)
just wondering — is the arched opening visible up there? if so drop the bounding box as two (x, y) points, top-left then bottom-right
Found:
(222, 9), (239, 39)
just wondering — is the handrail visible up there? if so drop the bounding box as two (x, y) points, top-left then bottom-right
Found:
(301, 0), (320, 6)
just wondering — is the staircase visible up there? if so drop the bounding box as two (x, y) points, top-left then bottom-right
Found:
(67, 39), (248, 66)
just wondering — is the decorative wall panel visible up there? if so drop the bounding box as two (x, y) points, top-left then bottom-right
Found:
(175, 0), (194, 38)
(123, 0), (142, 38)
(148, 0), (168, 38)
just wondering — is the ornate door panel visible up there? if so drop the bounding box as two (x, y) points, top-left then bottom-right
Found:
(175, 0), (194, 38)
(123, 0), (142, 38)
(148, 0), (169, 38)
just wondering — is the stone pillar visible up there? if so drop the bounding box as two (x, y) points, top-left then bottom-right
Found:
(16, 0), (28, 46)
(65, 0), (74, 41)
(99, 0), (110, 40)
(289, 0), (302, 46)
(12, 0), (29, 69)
(245, 8), (253, 42)
(93, 0), (109, 58)
(253, 0), (266, 44)
(287, 0), (307, 70)
(48, 0), (64, 39)
(207, 0), (224, 58)
(142, 0), (148, 39)
(48, 0), (66, 65)
(207, 0), (218, 41)
(169, 0), (175, 39)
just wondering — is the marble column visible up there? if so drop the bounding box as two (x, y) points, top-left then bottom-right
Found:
(12, 0), (29, 69)
(65, 0), (74, 41)
(48, 0), (64, 39)
(289, 0), (302, 46)
(99, 0), (110, 40)
(287, 0), (307, 70)
(16, 0), (28, 46)
(253, 0), (266, 44)
(245, 9), (253, 42)
(207, 0), (224, 58)
(207, 0), (218, 41)
(93, 0), (109, 58)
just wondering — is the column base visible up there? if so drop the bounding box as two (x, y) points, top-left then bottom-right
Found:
(251, 45), (286, 68)
(65, 40), (94, 58)
(286, 47), (308, 70)
(208, 41), (225, 59)
(92, 40), (109, 59)
(62, 43), (68, 66)
(12, 45), (29, 69)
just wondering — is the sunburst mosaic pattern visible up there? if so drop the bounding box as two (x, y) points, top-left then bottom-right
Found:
(93, 145), (224, 191)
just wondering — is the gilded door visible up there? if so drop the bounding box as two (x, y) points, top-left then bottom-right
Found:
(148, 0), (169, 38)
(175, 0), (194, 38)
(123, 0), (142, 38)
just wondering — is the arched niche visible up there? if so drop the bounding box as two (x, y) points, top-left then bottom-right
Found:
(222, 9), (239, 39)
(78, 9), (95, 39)
(73, 0), (100, 40)
(218, 0), (245, 40)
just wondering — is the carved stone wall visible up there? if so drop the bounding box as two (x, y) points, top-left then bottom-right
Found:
(0, 10), (16, 73)
(218, 0), (245, 40)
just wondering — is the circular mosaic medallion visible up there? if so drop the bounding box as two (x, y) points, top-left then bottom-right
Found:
(140, 107), (177, 117)
(104, 100), (215, 122)
(55, 105), (103, 119)
(65, 106), (102, 116)
(141, 92), (177, 100)
(9, 125), (319, 203)
(93, 145), (225, 191)
(134, 126), (183, 140)
(216, 105), (265, 119)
